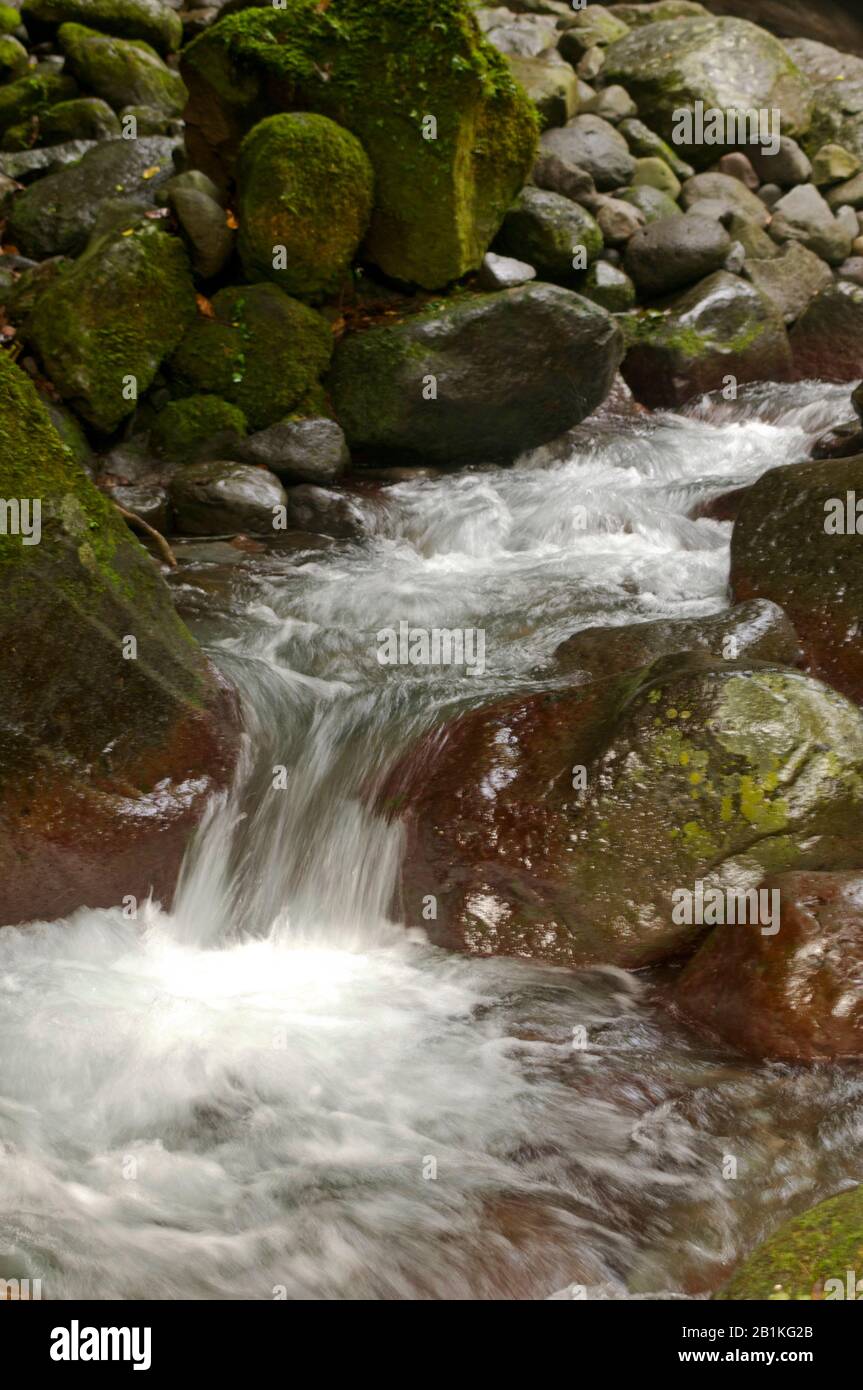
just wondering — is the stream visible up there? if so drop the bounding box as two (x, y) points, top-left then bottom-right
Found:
(3, 380), (863, 1301)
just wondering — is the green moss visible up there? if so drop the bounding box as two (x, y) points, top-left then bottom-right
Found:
(58, 21), (186, 114)
(716, 1186), (863, 1300)
(150, 394), (247, 458)
(238, 111), (374, 302)
(0, 71), (77, 134)
(182, 0), (538, 289)
(0, 4), (20, 34)
(27, 223), (197, 432)
(21, 0), (182, 53)
(0, 33), (28, 81)
(168, 282), (333, 431)
(40, 95), (120, 141)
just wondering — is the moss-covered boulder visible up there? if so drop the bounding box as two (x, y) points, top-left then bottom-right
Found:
(181, 0), (538, 290)
(0, 352), (240, 927)
(622, 272), (793, 409)
(27, 223), (197, 432)
(715, 1187), (863, 1299)
(495, 188), (602, 285)
(787, 38), (863, 164)
(40, 95), (121, 142)
(0, 72), (77, 136)
(168, 283), (333, 431)
(730, 454), (863, 704)
(603, 17), (814, 168)
(58, 21), (187, 115)
(329, 282), (623, 465)
(0, 34), (29, 83)
(7, 134), (181, 259)
(0, 4), (20, 34)
(237, 112), (374, 302)
(380, 658), (863, 966)
(21, 0), (182, 53)
(150, 394), (247, 461)
(677, 869), (863, 1060)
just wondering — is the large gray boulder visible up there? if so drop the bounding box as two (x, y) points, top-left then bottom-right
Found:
(539, 114), (636, 190)
(603, 17), (814, 167)
(169, 460), (287, 535)
(330, 284), (624, 465)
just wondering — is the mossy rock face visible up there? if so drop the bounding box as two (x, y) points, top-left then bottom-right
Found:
(495, 187), (602, 285)
(603, 17), (814, 169)
(787, 38), (863, 164)
(731, 454), (863, 705)
(329, 282), (623, 465)
(381, 658), (863, 967)
(59, 21), (187, 115)
(0, 72), (78, 135)
(0, 34), (30, 82)
(21, 0), (182, 52)
(40, 95), (121, 142)
(181, 0), (538, 290)
(0, 352), (239, 927)
(7, 134), (180, 258)
(622, 272), (793, 409)
(715, 1187), (863, 1299)
(0, 4), (20, 34)
(237, 112), (374, 302)
(150, 393), (247, 460)
(27, 222), (197, 432)
(168, 282), (334, 431)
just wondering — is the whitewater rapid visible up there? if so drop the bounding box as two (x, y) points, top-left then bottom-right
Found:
(2, 382), (862, 1300)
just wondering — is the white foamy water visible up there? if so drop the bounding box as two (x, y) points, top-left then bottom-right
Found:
(3, 382), (863, 1300)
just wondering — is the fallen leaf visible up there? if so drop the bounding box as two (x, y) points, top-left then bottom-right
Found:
(196, 292), (215, 318)
(142, 166), (161, 180)
(225, 210), (238, 229)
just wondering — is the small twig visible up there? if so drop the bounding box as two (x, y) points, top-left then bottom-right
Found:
(113, 502), (178, 568)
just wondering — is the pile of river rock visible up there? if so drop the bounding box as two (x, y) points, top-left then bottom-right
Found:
(3, 2), (863, 1068)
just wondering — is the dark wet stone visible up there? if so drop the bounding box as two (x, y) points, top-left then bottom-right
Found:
(239, 417), (350, 485)
(169, 460), (287, 535)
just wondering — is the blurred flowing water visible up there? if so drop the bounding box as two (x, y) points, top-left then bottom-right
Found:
(3, 382), (863, 1300)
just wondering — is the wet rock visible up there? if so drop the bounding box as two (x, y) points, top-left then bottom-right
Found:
(496, 187), (602, 282)
(769, 183), (853, 263)
(237, 112), (373, 302)
(724, 211), (781, 260)
(28, 223), (196, 433)
(787, 36), (863, 165)
(477, 251), (536, 290)
(552, 600), (802, 682)
(624, 215), (731, 298)
(0, 71), (78, 139)
(677, 870), (863, 1061)
(603, 17), (814, 168)
(21, 0), (183, 53)
(58, 22), (186, 115)
(381, 659), (863, 968)
(743, 242), (833, 324)
(622, 271), (792, 409)
(811, 141), (861, 185)
(168, 283), (333, 432)
(576, 46), (604, 81)
(329, 283), (624, 466)
(531, 148), (598, 205)
(715, 1187), (863, 1301)
(631, 155), (680, 199)
(106, 481), (171, 532)
(169, 459), (287, 535)
(0, 138), (97, 182)
(680, 172), (771, 227)
(505, 53), (579, 130)
(477, 7), (560, 59)
(596, 197), (643, 246)
(167, 183), (233, 280)
(580, 259), (636, 311)
(618, 183), (682, 223)
(717, 151), (759, 188)
(617, 115), (694, 180)
(790, 279), (863, 380)
(843, 255), (863, 285)
(150, 394), (247, 462)
(239, 417), (350, 486)
(6, 135), (179, 258)
(748, 134), (812, 187)
(810, 418), (863, 460)
(287, 483), (367, 540)
(0, 33), (30, 82)
(578, 83), (637, 125)
(181, 3), (537, 291)
(539, 115), (636, 191)
(730, 453), (863, 702)
(119, 101), (180, 136)
(0, 352), (240, 928)
(825, 171), (863, 210)
(557, 4), (629, 55)
(39, 95), (121, 142)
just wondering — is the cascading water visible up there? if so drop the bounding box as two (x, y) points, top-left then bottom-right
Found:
(3, 382), (862, 1300)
